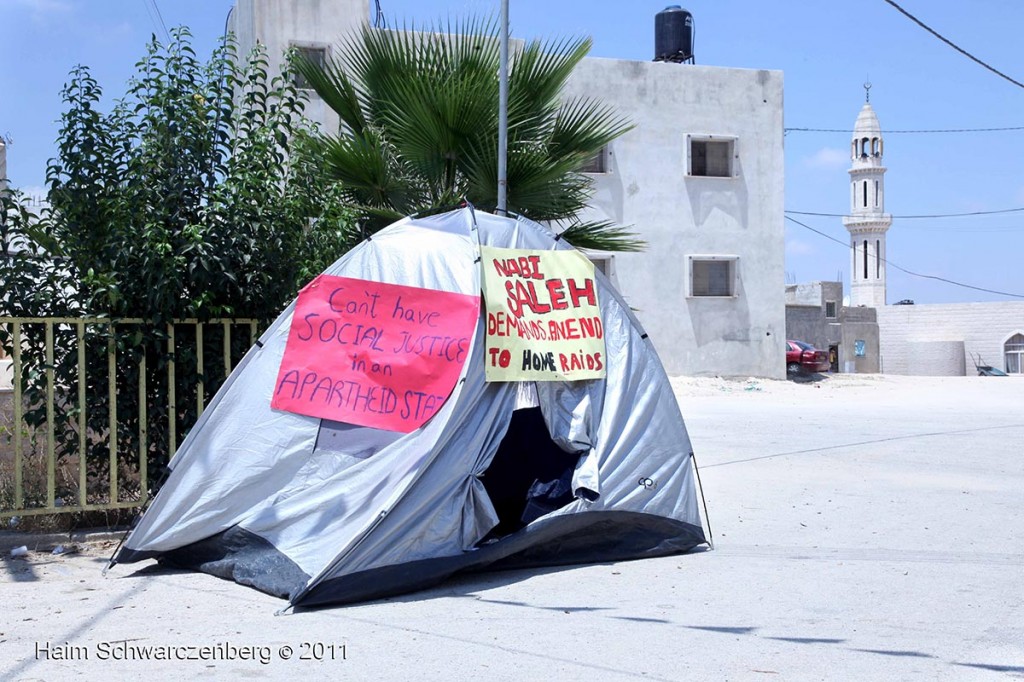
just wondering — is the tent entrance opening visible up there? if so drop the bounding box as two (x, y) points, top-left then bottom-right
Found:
(480, 407), (580, 540)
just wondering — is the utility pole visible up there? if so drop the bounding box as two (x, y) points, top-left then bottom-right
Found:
(497, 0), (509, 214)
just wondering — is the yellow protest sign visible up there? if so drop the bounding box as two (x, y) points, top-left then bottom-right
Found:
(480, 246), (606, 382)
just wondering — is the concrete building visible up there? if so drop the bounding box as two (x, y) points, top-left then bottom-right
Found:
(784, 281), (879, 374)
(228, 0), (362, 138)
(788, 93), (1024, 376)
(565, 60), (785, 378)
(229, 0), (787, 379)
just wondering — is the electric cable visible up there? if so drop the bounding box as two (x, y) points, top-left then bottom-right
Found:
(784, 215), (1024, 299)
(881, 0), (1024, 90)
(787, 207), (1024, 220)
(144, 0), (171, 44)
(785, 126), (1024, 134)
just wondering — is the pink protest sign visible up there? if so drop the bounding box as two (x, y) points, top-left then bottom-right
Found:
(271, 275), (480, 433)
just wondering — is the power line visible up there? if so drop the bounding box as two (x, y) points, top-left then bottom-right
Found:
(784, 215), (1024, 299)
(786, 207), (1024, 220)
(893, 224), (1024, 233)
(881, 0), (1024, 90)
(785, 126), (1024, 134)
(142, 0), (171, 44)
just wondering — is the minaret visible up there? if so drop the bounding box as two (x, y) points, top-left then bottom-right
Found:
(843, 84), (892, 308)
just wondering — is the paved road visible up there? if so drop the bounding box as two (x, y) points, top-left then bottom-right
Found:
(2, 375), (1022, 681)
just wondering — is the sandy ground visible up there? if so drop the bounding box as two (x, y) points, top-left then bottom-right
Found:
(1, 374), (1022, 681)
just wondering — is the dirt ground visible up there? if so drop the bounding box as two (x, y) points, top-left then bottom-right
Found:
(1, 374), (1022, 681)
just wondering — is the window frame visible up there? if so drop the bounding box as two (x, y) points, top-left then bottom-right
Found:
(686, 134), (737, 178)
(290, 42), (329, 91)
(579, 145), (610, 174)
(587, 254), (615, 278)
(687, 254), (739, 298)
(1004, 331), (1024, 374)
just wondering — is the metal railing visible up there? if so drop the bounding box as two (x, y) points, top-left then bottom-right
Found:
(0, 317), (259, 519)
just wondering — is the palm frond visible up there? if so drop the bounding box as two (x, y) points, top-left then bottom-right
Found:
(551, 97), (633, 165)
(291, 15), (640, 251)
(507, 36), (591, 136)
(290, 48), (366, 134)
(557, 220), (646, 253)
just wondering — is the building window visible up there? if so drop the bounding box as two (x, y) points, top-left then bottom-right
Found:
(580, 146), (608, 174)
(863, 239), (868, 280)
(825, 300), (837, 319)
(688, 255), (737, 297)
(874, 180), (879, 207)
(862, 181), (868, 208)
(688, 136), (735, 177)
(291, 45), (327, 90)
(587, 254), (613, 277)
(1005, 333), (1024, 374)
(876, 239), (881, 278)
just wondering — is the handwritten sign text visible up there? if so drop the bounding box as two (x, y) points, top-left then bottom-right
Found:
(480, 246), (606, 382)
(271, 275), (479, 432)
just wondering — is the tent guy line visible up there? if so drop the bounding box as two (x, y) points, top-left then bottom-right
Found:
(704, 423), (1024, 468)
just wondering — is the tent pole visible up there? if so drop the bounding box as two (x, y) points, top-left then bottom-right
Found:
(497, 0), (509, 215)
(691, 450), (715, 550)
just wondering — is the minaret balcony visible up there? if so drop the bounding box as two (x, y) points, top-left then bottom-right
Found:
(848, 165), (888, 176)
(842, 214), (892, 230)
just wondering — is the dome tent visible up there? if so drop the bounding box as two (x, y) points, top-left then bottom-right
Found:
(110, 207), (707, 608)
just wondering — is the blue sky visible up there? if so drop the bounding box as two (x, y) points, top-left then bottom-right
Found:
(2, 0), (1022, 304)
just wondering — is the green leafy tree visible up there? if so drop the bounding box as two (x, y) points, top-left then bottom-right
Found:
(293, 17), (643, 251)
(46, 30), (356, 322)
(1, 29), (356, 513)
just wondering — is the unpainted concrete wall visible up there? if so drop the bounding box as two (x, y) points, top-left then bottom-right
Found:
(840, 305), (879, 373)
(905, 340), (966, 376)
(231, 0), (371, 135)
(565, 61), (786, 378)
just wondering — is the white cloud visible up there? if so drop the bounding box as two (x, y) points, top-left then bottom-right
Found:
(4, 0), (73, 25)
(6, 0), (73, 12)
(803, 147), (848, 170)
(785, 238), (816, 256)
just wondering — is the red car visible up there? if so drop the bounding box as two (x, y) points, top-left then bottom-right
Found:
(786, 340), (830, 375)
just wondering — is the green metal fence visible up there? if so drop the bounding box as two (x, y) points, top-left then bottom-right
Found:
(0, 317), (259, 519)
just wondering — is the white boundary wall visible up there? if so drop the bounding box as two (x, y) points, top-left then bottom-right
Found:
(878, 302), (1024, 375)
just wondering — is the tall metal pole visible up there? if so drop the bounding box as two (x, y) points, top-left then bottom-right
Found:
(497, 0), (509, 214)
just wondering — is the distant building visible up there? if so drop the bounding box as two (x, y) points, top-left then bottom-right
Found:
(787, 92), (1024, 376)
(230, 0), (787, 378)
(784, 281), (878, 374)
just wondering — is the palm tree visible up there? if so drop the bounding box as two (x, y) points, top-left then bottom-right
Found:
(292, 17), (643, 252)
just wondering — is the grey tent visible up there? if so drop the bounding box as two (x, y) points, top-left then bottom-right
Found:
(111, 208), (707, 607)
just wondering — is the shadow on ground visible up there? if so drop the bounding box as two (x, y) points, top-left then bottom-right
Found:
(788, 371), (829, 384)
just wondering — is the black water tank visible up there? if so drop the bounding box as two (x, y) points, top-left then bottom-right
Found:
(655, 6), (693, 63)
